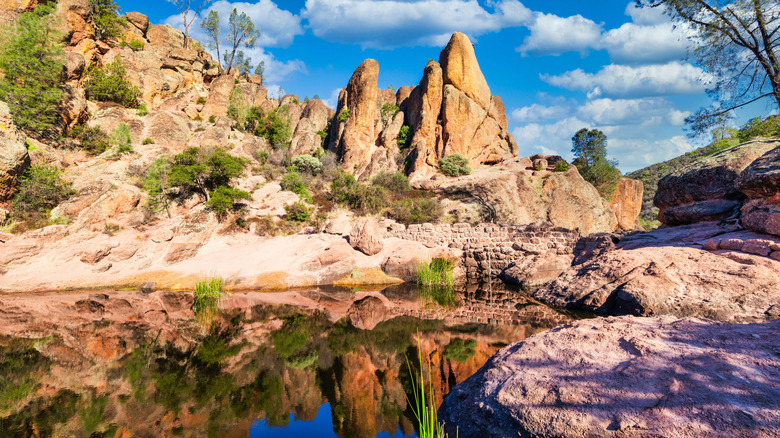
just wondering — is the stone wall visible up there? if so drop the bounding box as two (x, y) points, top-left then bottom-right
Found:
(386, 222), (579, 279)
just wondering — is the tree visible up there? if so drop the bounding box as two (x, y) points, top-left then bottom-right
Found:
(571, 128), (608, 166)
(254, 60), (265, 85)
(223, 7), (259, 73)
(166, 0), (213, 48)
(571, 128), (621, 198)
(228, 50), (252, 74)
(143, 156), (173, 217)
(201, 10), (221, 67)
(168, 147), (246, 201)
(89, 0), (123, 40)
(0, 5), (64, 137)
(637, 0), (780, 136)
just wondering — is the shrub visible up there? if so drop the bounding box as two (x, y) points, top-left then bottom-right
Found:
(70, 124), (110, 154)
(285, 201), (312, 222)
(196, 96), (207, 105)
(439, 154), (471, 177)
(737, 115), (780, 142)
(142, 156), (172, 217)
(136, 103), (148, 116)
(13, 164), (75, 222)
(168, 147), (247, 200)
(339, 108), (350, 122)
(84, 59), (141, 108)
(0, 5), (65, 137)
(554, 161), (569, 172)
(372, 171), (410, 194)
(253, 149), (269, 164)
(330, 170), (357, 203)
(89, 0), (123, 40)
(575, 156), (622, 199)
(291, 154), (323, 174)
(389, 198), (442, 225)
(397, 125), (411, 149)
(347, 184), (388, 215)
(280, 172), (311, 200)
(209, 115), (216, 123)
(142, 137), (154, 145)
(380, 103), (399, 123)
(127, 39), (144, 51)
(110, 122), (133, 156)
(206, 186), (251, 217)
(247, 105), (292, 148)
(443, 338), (477, 362)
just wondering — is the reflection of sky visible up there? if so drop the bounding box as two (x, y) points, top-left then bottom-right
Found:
(250, 403), (413, 438)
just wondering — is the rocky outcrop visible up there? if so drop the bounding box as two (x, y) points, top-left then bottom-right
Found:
(533, 222), (780, 322)
(610, 177), (643, 230)
(436, 161), (618, 233)
(735, 145), (780, 236)
(328, 33), (517, 183)
(441, 316), (780, 438)
(290, 99), (333, 156)
(654, 139), (778, 225)
(349, 218), (384, 256)
(0, 101), (30, 201)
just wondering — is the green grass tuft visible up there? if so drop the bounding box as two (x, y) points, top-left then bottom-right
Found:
(406, 336), (457, 438)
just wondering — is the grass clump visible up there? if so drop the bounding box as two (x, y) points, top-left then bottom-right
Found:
(193, 277), (225, 322)
(280, 171), (311, 201)
(406, 339), (456, 438)
(417, 258), (455, 288)
(439, 154), (470, 177)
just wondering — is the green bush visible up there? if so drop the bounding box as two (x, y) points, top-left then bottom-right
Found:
(397, 125), (411, 149)
(168, 147), (247, 200)
(13, 164), (75, 220)
(209, 115), (216, 123)
(737, 115), (780, 142)
(291, 154), (323, 174)
(69, 124), (110, 154)
(127, 39), (144, 51)
(439, 154), (471, 177)
(380, 103), (399, 123)
(136, 103), (148, 116)
(244, 105), (292, 148)
(142, 137), (154, 145)
(206, 186), (251, 217)
(84, 59), (141, 108)
(89, 0), (123, 40)
(575, 156), (621, 199)
(389, 198), (442, 225)
(280, 172), (311, 200)
(0, 5), (64, 137)
(339, 108), (350, 122)
(372, 171), (410, 194)
(142, 156), (172, 217)
(196, 96), (207, 105)
(110, 122), (133, 156)
(443, 338), (477, 362)
(330, 170), (357, 203)
(285, 201), (312, 222)
(554, 161), (569, 172)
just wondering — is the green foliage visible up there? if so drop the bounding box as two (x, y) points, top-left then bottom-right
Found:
(209, 115), (216, 123)
(201, 10), (222, 68)
(126, 39), (145, 51)
(575, 156), (621, 199)
(280, 172), (311, 201)
(110, 122), (133, 155)
(142, 137), (154, 145)
(168, 147), (247, 201)
(137, 103), (148, 116)
(13, 164), (75, 218)
(284, 201), (312, 222)
(196, 96), (207, 105)
(439, 154), (471, 177)
(228, 50), (253, 74)
(0, 340), (51, 411)
(389, 198), (442, 225)
(0, 5), (65, 137)
(554, 161), (569, 172)
(291, 154), (323, 174)
(406, 340), (452, 438)
(142, 156), (172, 217)
(339, 108), (350, 122)
(84, 59), (141, 108)
(224, 7), (260, 72)
(89, 0), (123, 40)
(193, 277), (225, 314)
(207, 186), (251, 217)
(417, 258), (454, 289)
(69, 124), (110, 154)
(571, 128), (608, 166)
(372, 171), (410, 194)
(79, 395), (108, 435)
(243, 105), (292, 148)
(254, 60), (265, 85)
(397, 125), (412, 149)
(330, 170), (357, 203)
(443, 338), (477, 363)
(380, 103), (399, 123)
(737, 115), (780, 142)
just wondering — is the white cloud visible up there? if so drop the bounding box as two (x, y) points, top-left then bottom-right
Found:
(302, 0), (532, 49)
(511, 103), (572, 123)
(624, 2), (668, 26)
(516, 13), (602, 56)
(163, 1), (306, 83)
(601, 22), (688, 64)
(323, 87), (342, 110)
(511, 117), (590, 159)
(609, 136), (694, 171)
(577, 98), (691, 126)
(541, 61), (709, 98)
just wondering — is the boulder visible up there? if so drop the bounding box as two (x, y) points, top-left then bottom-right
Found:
(348, 218), (384, 256)
(533, 222), (780, 322)
(0, 101), (31, 201)
(609, 177), (644, 230)
(346, 295), (390, 330)
(441, 316), (780, 438)
(201, 75), (235, 119)
(125, 12), (149, 34)
(654, 139), (778, 225)
(735, 145), (780, 236)
(146, 24), (184, 53)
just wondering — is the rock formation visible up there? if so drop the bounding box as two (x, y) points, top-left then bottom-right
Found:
(440, 316), (780, 438)
(328, 33), (517, 183)
(735, 145), (780, 236)
(654, 138), (778, 225)
(0, 101), (30, 201)
(610, 177), (644, 230)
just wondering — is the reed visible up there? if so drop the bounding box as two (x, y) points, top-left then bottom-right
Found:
(406, 337), (457, 438)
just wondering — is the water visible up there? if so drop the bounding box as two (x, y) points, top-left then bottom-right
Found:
(0, 283), (574, 437)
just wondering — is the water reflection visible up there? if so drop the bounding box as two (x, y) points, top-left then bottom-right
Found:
(0, 283), (573, 437)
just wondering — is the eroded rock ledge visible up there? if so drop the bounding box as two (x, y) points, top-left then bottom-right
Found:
(440, 316), (780, 438)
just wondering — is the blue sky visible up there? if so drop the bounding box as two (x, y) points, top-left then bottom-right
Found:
(116, 0), (775, 172)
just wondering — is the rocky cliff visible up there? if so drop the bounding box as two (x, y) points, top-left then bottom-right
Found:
(328, 32), (517, 184)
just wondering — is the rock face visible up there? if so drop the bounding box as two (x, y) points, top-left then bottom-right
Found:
(610, 177), (643, 230)
(328, 33), (517, 183)
(654, 139), (778, 225)
(436, 164), (618, 233)
(349, 218), (384, 256)
(533, 222), (780, 322)
(290, 99), (334, 156)
(0, 100), (30, 201)
(735, 145), (780, 236)
(440, 316), (780, 438)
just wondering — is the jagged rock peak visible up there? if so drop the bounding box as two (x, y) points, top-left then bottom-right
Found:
(439, 32), (491, 111)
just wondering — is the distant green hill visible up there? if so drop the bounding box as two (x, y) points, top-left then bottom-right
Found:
(626, 115), (780, 226)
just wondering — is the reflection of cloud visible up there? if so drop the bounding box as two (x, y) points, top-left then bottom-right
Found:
(302, 0), (531, 49)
